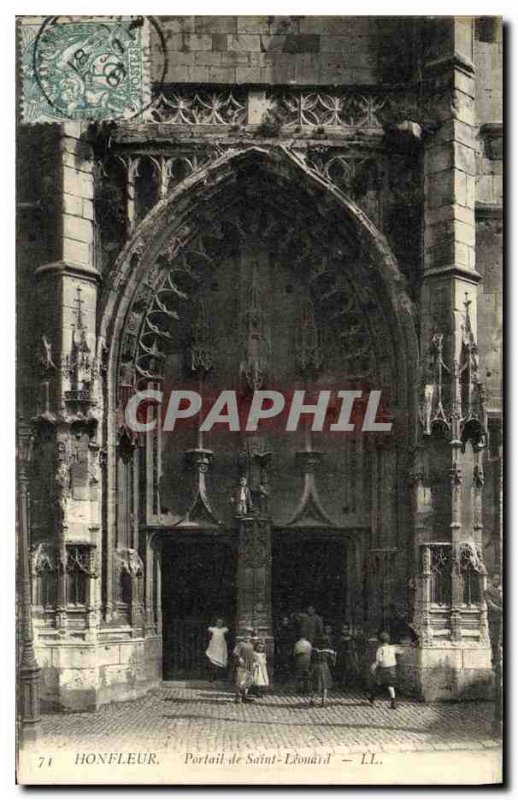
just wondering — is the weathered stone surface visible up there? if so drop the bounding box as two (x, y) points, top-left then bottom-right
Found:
(63, 214), (93, 245)
(463, 647), (493, 669)
(195, 16), (237, 34)
(183, 33), (213, 52)
(62, 165), (94, 200)
(227, 33), (262, 52)
(62, 237), (92, 266)
(155, 15), (379, 84)
(62, 192), (83, 218)
(237, 16), (270, 35)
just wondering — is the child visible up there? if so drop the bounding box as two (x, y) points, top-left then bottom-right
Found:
(335, 623), (359, 688)
(205, 618), (229, 681)
(323, 623), (335, 648)
(293, 636), (312, 694)
(309, 638), (336, 707)
(233, 632), (255, 703)
(275, 615), (295, 683)
(368, 631), (401, 709)
(252, 639), (269, 696)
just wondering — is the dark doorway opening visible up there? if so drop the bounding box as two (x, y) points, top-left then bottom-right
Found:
(161, 535), (236, 679)
(272, 532), (348, 629)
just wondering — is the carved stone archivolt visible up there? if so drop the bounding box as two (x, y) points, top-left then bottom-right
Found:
(302, 148), (382, 200)
(109, 149), (410, 399)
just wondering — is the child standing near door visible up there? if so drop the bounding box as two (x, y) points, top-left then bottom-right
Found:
(205, 617), (229, 681)
(252, 639), (269, 696)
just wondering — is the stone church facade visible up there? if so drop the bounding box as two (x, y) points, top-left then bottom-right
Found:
(17, 16), (502, 711)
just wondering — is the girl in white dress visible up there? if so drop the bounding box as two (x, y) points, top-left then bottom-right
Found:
(205, 618), (229, 681)
(252, 639), (269, 696)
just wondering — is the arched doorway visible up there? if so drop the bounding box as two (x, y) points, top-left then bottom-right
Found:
(161, 533), (236, 679)
(97, 145), (419, 679)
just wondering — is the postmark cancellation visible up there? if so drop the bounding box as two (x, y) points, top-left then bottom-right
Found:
(18, 16), (154, 123)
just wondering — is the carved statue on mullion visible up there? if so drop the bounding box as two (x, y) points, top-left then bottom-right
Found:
(234, 437), (271, 518)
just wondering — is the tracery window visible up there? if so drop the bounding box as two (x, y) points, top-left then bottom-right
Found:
(66, 545), (93, 606)
(430, 545), (452, 606)
(32, 542), (58, 608)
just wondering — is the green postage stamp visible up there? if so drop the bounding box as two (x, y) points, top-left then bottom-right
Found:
(18, 16), (154, 123)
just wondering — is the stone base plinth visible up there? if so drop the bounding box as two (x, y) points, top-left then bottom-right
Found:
(398, 642), (493, 702)
(361, 641), (492, 701)
(35, 634), (162, 711)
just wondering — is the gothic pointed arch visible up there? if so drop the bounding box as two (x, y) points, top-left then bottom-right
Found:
(97, 144), (419, 448)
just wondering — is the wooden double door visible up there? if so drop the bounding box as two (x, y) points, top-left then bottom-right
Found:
(271, 532), (349, 628)
(161, 535), (236, 679)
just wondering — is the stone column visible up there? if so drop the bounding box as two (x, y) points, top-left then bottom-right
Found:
(422, 17), (479, 608)
(416, 545), (434, 646)
(17, 419), (41, 747)
(235, 515), (273, 664)
(34, 121), (100, 627)
(27, 122), (104, 707)
(416, 18), (492, 698)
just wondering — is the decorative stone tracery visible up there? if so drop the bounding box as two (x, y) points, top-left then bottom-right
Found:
(104, 148), (410, 400)
(93, 143), (419, 641)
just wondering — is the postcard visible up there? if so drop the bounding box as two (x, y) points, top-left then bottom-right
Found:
(15, 14), (503, 785)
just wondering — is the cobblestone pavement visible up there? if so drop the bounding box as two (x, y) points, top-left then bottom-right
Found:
(37, 684), (501, 756)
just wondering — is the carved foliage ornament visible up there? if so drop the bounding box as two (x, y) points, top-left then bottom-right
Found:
(114, 547), (144, 577)
(31, 542), (57, 575)
(455, 542), (485, 575)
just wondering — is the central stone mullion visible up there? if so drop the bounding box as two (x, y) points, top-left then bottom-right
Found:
(235, 515), (273, 663)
